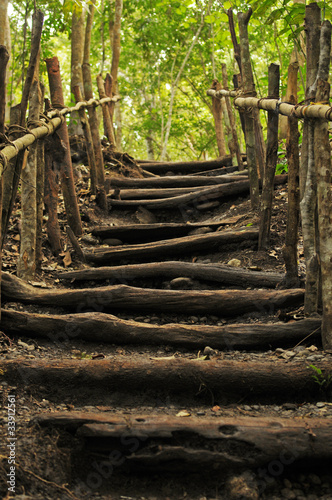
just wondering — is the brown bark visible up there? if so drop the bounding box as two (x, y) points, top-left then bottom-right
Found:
(299, 3), (321, 315)
(58, 261), (283, 288)
(69, 6), (85, 135)
(111, 185), (215, 199)
(139, 156), (233, 174)
(1, 11), (43, 246)
(17, 78), (40, 279)
(1, 271), (303, 316)
(107, 174), (247, 189)
(92, 219), (242, 242)
(258, 63), (280, 250)
(43, 134), (64, 256)
(210, 80), (226, 157)
(237, 9), (259, 209)
(314, 21), (332, 349)
(84, 229), (258, 265)
(283, 62), (300, 287)
(45, 57), (82, 236)
(221, 63), (244, 170)
(0, 0), (8, 46)
(96, 73), (116, 146)
(108, 176), (287, 210)
(31, 412), (332, 470)
(35, 81), (45, 271)
(1, 356), (326, 404)
(110, 0), (123, 100)
(73, 85), (97, 194)
(1, 309), (319, 352)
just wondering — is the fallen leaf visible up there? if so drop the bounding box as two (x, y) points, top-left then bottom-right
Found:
(212, 405), (221, 412)
(63, 251), (72, 267)
(176, 410), (191, 417)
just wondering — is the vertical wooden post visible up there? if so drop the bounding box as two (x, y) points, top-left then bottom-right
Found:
(299, 2), (321, 315)
(96, 73), (116, 148)
(210, 80), (227, 158)
(0, 45), (9, 320)
(36, 81), (45, 271)
(45, 56), (82, 236)
(258, 64), (280, 250)
(221, 63), (244, 170)
(237, 8), (259, 209)
(73, 85), (97, 195)
(314, 20), (332, 349)
(282, 62), (300, 287)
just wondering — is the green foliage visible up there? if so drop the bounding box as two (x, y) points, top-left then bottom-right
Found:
(309, 365), (332, 392)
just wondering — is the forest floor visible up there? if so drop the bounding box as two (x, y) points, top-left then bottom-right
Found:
(0, 158), (332, 500)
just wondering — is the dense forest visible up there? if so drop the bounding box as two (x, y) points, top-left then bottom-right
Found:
(4, 0), (330, 160)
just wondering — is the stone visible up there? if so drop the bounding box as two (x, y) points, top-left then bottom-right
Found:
(188, 226), (212, 236)
(135, 206), (157, 224)
(308, 473), (321, 485)
(226, 472), (259, 500)
(103, 238), (123, 246)
(281, 488), (296, 499)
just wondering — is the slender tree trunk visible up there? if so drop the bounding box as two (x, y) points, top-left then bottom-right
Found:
(46, 57), (82, 236)
(282, 62), (300, 287)
(114, 82), (122, 151)
(0, 44), (9, 321)
(83, 0), (107, 210)
(109, 0), (123, 121)
(314, 21), (332, 349)
(221, 63), (244, 170)
(258, 64), (279, 250)
(36, 81), (45, 271)
(210, 80), (226, 157)
(69, 5), (85, 136)
(299, 3), (321, 315)
(96, 73), (116, 147)
(0, 0), (8, 45)
(160, 3), (211, 160)
(237, 8), (259, 209)
(18, 79), (40, 279)
(1, 10), (44, 246)
(73, 85), (97, 195)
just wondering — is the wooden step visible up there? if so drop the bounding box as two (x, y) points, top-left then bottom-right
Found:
(106, 174), (248, 189)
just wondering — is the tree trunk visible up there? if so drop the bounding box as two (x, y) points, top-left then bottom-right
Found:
(17, 78), (40, 279)
(109, 0), (123, 121)
(1, 272), (304, 316)
(2, 309), (318, 351)
(258, 63), (280, 250)
(69, 6), (85, 136)
(73, 85), (97, 195)
(107, 173), (247, 189)
(83, 0), (107, 210)
(84, 228), (259, 265)
(221, 63), (244, 170)
(237, 9), (259, 209)
(1, 10), (43, 246)
(139, 156), (234, 174)
(299, 3), (321, 315)
(314, 21), (332, 349)
(210, 80), (226, 157)
(283, 62), (300, 287)
(96, 73), (116, 147)
(1, 357), (326, 404)
(45, 57), (82, 236)
(58, 260), (283, 288)
(0, 0), (8, 45)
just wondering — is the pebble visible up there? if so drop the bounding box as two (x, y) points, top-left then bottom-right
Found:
(227, 258), (241, 267)
(308, 474), (321, 485)
(103, 238), (123, 246)
(190, 316), (199, 323)
(316, 402), (326, 408)
(188, 226), (212, 236)
(281, 488), (296, 499)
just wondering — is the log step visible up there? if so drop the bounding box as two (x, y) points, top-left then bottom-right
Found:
(107, 174), (248, 189)
(91, 219), (243, 243)
(31, 412), (332, 471)
(58, 261), (283, 288)
(84, 228), (259, 264)
(1, 309), (320, 350)
(139, 156), (234, 174)
(2, 357), (330, 403)
(2, 272), (304, 316)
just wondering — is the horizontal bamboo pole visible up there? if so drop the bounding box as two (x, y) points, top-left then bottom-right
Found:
(0, 95), (121, 176)
(207, 88), (332, 121)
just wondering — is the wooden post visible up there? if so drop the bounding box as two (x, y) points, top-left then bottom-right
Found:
(36, 82), (45, 271)
(210, 79), (227, 158)
(314, 20), (332, 349)
(237, 8), (259, 209)
(258, 63), (280, 250)
(96, 73), (116, 148)
(299, 3), (321, 315)
(73, 85), (97, 195)
(282, 62), (300, 287)
(221, 63), (244, 170)
(45, 57), (82, 236)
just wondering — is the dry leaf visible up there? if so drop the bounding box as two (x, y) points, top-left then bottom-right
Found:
(176, 410), (191, 417)
(63, 251), (72, 267)
(212, 405), (221, 412)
